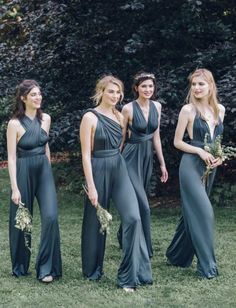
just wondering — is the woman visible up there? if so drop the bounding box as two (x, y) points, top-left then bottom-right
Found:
(166, 68), (225, 278)
(117, 72), (168, 258)
(7, 80), (62, 282)
(80, 75), (152, 292)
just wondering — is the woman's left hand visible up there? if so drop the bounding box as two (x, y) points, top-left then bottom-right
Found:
(160, 165), (168, 183)
(210, 157), (223, 169)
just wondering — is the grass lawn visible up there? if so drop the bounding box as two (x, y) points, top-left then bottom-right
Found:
(0, 166), (236, 308)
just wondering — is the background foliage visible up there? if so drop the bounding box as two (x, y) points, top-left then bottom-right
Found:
(0, 0), (235, 192)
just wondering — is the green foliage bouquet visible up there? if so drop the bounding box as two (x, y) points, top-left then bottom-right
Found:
(15, 201), (33, 252)
(202, 133), (236, 183)
(82, 185), (112, 235)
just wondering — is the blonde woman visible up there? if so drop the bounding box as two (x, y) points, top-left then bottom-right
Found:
(80, 75), (152, 292)
(166, 69), (225, 278)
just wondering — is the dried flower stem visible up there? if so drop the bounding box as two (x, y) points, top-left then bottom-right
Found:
(202, 134), (236, 183)
(82, 184), (112, 235)
(14, 201), (32, 252)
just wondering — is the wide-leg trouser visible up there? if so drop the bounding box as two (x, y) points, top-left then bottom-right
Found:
(166, 153), (218, 278)
(9, 154), (62, 279)
(81, 152), (152, 288)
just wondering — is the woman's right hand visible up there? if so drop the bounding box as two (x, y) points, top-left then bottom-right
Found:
(88, 186), (98, 208)
(197, 148), (215, 166)
(11, 189), (21, 205)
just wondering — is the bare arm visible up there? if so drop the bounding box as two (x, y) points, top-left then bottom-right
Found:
(120, 105), (130, 151)
(153, 103), (168, 182)
(45, 143), (51, 162)
(7, 120), (21, 205)
(42, 113), (52, 162)
(80, 113), (98, 207)
(219, 104), (225, 123)
(211, 104), (225, 168)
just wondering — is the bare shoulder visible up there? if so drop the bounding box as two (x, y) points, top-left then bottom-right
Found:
(81, 111), (98, 127)
(177, 104), (196, 125)
(152, 100), (162, 112)
(7, 118), (20, 129)
(180, 104), (195, 116)
(122, 102), (132, 113)
(218, 104), (225, 113)
(42, 113), (51, 122)
(218, 103), (225, 121)
(122, 102), (133, 120)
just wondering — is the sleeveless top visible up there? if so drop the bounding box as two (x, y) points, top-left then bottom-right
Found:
(191, 114), (223, 148)
(17, 116), (49, 158)
(84, 109), (122, 157)
(127, 100), (159, 144)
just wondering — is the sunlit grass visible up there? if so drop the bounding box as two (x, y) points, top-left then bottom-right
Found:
(0, 167), (236, 307)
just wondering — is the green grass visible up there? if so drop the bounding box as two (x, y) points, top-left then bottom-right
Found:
(0, 167), (236, 308)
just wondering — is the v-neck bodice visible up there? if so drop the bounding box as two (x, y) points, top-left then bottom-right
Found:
(191, 114), (223, 146)
(131, 100), (158, 133)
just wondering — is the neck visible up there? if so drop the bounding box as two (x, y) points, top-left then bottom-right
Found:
(137, 97), (149, 106)
(197, 97), (210, 107)
(25, 109), (37, 119)
(97, 102), (114, 113)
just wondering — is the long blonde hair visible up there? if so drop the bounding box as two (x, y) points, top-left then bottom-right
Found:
(91, 75), (124, 106)
(186, 68), (220, 120)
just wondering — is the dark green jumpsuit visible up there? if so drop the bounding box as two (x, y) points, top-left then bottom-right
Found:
(118, 101), (159, 257)
(81, 109), (153, 288)
(166, 114), (223, 278)
(9, 116), (62, 280)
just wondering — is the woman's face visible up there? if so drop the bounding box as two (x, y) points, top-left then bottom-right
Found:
(22, 86), (42, 110)
(191, 76), (210, 100)
(136, 79), (155, 100)
(102, 83), (121, 106)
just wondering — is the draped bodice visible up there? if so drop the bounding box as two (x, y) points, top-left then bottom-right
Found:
(191, 115), (223, 148)
(127, 100), (159, 143)
(85, 109), (123, 152)
(17, 116), (49, 157)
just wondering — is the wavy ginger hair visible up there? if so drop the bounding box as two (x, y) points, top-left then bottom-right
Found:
(186, 68), (220, 121)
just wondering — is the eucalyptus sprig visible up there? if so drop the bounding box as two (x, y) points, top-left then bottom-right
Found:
(82, 184), (112, 235)
(202, 133), (236, 183)
(15, 201), (33, 252)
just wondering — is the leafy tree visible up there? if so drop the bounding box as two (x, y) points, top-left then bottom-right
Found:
(0, 0), (235, 191)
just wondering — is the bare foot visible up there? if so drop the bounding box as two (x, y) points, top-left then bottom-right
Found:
(41, 275), (53, 283)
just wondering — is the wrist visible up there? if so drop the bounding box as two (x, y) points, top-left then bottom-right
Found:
(87, 183), (96, 190)
(196, 148), (202, 156)
(11, 186), (19, 192)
